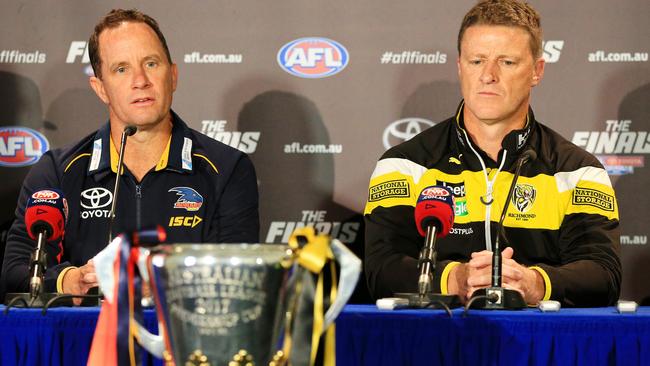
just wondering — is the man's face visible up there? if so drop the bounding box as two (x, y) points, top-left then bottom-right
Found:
(457, 25), (544, 126)
(89, 21), (177, 130)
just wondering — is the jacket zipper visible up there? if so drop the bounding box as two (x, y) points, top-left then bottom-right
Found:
(135, 184), (142, 230)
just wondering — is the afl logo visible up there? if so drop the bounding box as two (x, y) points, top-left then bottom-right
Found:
(32, 190), (60, 200)
(277, 37), (349, 78)
(0, 127), (50, 167)
(383, 118), (435, 150)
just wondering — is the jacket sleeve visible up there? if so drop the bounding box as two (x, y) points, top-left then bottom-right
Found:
(535, 165), (621, 307)
(209, 152), (260, 243)
(1, 151), (70, 294)
(363, 155), (455, 300)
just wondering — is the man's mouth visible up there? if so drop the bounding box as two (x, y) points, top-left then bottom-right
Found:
(132, 97), (154, 104)
(478, 91), (499, 96)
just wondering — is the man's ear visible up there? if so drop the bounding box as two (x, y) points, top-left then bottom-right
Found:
(532, 57), (545, 87)
(89, 76), (109, 104)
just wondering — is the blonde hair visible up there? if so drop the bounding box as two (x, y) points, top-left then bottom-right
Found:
(458, 0), (543, 58)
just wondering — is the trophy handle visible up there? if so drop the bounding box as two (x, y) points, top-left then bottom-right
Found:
(323, 238), (361, 330)
(133, 248), (166, 358)
(134, 322), (165, 357)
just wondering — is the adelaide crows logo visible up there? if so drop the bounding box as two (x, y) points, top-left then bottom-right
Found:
(511, 184), (536, 213)
(168, 187), (203, 212)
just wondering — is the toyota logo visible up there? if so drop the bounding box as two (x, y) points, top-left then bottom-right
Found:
(382, 118), (435, 150)
(80, 188), (113, 209)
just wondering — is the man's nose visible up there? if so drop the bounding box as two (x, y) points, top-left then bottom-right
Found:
(479, 61), (498, 84)
(132, 66), (151, 88)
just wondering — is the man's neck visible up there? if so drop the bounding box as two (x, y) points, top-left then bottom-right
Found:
(110, 116), (173, 182)
(463, 107), (528, 162)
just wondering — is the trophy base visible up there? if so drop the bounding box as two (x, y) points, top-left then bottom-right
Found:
(469, 287), (526, 310)
(395, 292), (462, 309)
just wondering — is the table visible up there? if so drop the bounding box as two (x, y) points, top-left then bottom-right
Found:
(0, 306), (159, 366)
(336, 305), (650, 366)
(1, 305), (649, 365)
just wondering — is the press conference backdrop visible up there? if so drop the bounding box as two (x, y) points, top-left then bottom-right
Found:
(0, 1), (648, 303)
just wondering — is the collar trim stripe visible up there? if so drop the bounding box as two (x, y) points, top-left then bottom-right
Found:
(65, 153), (91, 173)
(193, 153), (218, 174)
(155, 136), (173, 171)
(109, 134), (119, 173)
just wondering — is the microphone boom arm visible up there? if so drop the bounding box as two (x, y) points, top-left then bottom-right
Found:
(107, 126), (136, 243)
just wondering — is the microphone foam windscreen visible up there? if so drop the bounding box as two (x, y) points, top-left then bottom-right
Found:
(25, 189), (68, 241)
(414, 186), (455, 237)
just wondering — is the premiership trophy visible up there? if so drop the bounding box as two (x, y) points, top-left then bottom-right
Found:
(90, 227), (361, 366)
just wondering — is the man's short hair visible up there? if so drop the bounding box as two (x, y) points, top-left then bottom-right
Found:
(458, 0), (543, 59)
(89, 9), (172, 79)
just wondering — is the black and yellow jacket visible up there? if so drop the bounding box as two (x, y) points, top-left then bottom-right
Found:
(364, 102), (621, 307)
(1, 111), (259, 294)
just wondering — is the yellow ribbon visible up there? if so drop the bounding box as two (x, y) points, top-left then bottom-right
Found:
(288, 227), (334, 273)
(284, 227), (338, 366)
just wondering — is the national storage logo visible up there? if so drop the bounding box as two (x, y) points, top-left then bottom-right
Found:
(368, 179), (410, 202)
(572, 187), (615, 212)
(0, 127), (50, 167)
(277, 37), (349, 78)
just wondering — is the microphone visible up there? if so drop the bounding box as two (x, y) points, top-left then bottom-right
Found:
(24, 189), (68, 300)
(395, 186), (461, 310)
(107, 125), (137, 244)
(470, 148), (537, 310)
(414, 186), (455, 297)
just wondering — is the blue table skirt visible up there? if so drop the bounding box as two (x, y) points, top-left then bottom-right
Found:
(336, 305), (650, 366)
(0, 306), (160, 366)
(2, 305), (650, 366)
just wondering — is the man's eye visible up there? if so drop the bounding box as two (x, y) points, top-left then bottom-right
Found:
(146, 61), (157, 68)
(116, 66), (126, 73)
(469, 60), (482, 65)
(502, 60), (516, 66)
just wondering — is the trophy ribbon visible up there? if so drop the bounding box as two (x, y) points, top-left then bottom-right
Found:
(281, 227), (338, 366)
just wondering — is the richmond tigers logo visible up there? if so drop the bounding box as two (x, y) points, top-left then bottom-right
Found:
(512, 184), (536, 213)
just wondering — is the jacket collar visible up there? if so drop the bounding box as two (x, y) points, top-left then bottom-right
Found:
(452, 100), (536, 167)
(87, 110), (194, 178)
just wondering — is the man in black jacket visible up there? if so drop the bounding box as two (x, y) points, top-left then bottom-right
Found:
(364, 0), (620, 307)
(1, 9), (259, 303)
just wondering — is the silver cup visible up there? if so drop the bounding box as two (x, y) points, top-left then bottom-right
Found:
(133, 240), (359, 365)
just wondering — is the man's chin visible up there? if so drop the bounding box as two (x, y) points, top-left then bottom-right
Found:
(126, 114), (166, 128)
(466, 107), (504, 124)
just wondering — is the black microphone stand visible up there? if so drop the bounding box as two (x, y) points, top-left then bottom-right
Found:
(397, 224), (461, 313)
(467, 151), (535, 310)
(3, 231), (99, 312)
(5, 231), (62, 309)
(108, 125), (137, 243)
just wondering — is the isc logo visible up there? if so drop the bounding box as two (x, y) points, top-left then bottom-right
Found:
(168, 215), (203, 228)
(277, 37), (349, 78)
(0, 127), (50, 167)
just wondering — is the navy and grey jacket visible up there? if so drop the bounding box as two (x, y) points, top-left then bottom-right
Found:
(1, 111), (259, 293)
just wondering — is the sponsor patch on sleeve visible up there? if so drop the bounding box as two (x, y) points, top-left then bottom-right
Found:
(368, 179), (410, 202)
(572, 187), (615, 212)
